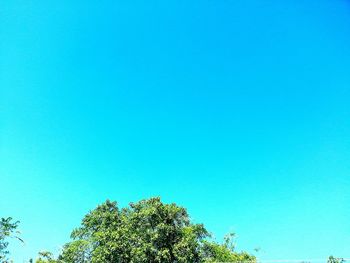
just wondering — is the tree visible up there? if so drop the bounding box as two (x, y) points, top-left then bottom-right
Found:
(201, 233), (256, 263)
(35, 251), (61, 263)
(328, 256), (345, 263)
(56, 197), (256, 263)
(59, 240), (92, 262)
(0, 217), (23, 262)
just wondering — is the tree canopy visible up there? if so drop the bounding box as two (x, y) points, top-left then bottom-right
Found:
(38, 197), (256, 263)
(328, 256), (345, 263)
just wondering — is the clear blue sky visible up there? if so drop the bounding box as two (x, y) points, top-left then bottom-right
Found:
(1, 0), (350, 261)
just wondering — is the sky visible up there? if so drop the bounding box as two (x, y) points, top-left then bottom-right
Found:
(1, 0), (350, 261)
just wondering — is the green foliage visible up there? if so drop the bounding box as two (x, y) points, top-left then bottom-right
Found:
(328, 256), (345, 263)
(56, 197), (256, 263)
(35, 251), (60, 263)
(0, 217), (23, 262)
(59, 240), (92, 262)
(59, 198), (206, 262)
(201, 235), (256, 263)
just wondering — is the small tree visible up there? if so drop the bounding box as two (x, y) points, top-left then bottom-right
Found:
(201, 232), (256, 263)
(35, 251), (59, 263)
(328, 256), (345, 263)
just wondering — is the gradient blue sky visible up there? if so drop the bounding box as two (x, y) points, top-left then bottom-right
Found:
(1, 0), (350, 261)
